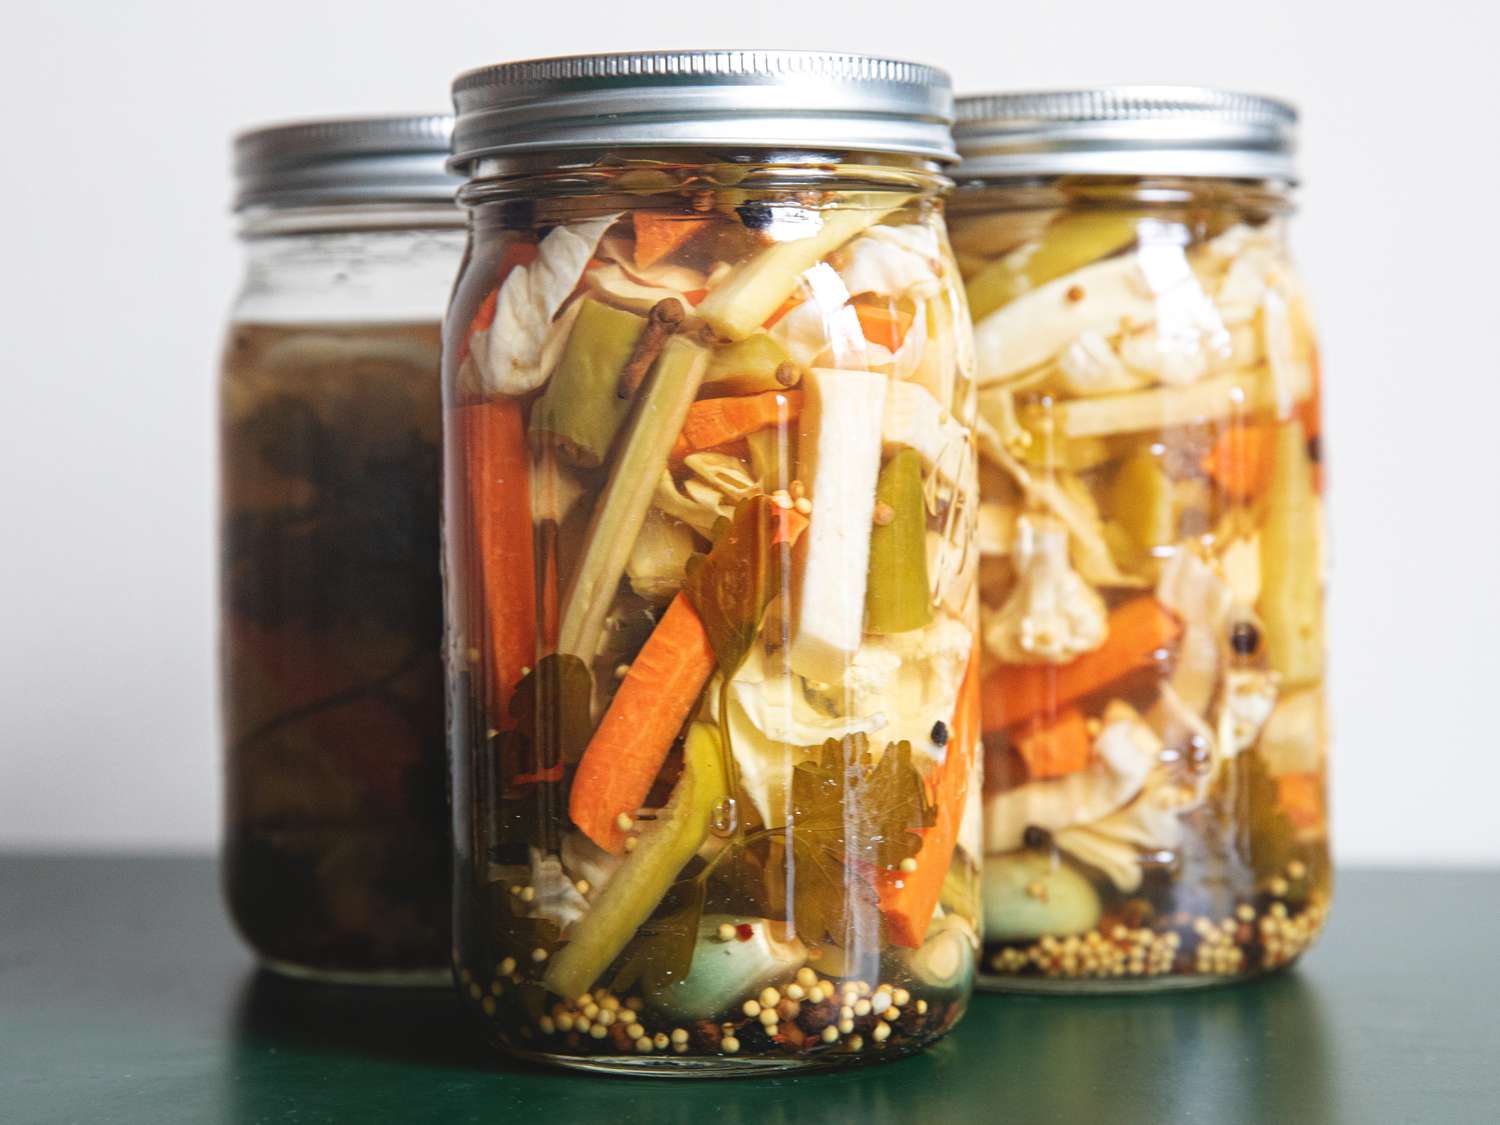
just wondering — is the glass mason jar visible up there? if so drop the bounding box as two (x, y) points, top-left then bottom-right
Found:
(443, 51), (981, 1073)
(220, 116), (466, 983)
(949, 90), (1330, 991)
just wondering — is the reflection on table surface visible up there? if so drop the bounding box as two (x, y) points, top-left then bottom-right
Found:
(228, 967), (1330, 1124)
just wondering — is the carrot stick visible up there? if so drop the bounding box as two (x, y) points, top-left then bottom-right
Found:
(982, 597), (1182, 733)
(853, 302), (914, 351)
(569, 594), (716, 854)
(461, 398), (537, 725)
(1277, 771), (1325, 834)
(1013, 706), (1092, 779)
(879, 641), (981, 948)
(633, 211), (711, 269)
(670, 390), (803, 460)
(1201, 424), (1275, 500)
(763, 292), (803, 328)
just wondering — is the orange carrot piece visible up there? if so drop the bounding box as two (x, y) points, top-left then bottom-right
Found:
(461, 399), (537, 726)
(879, 642), (981, 948)
(1013, 706), (1093, 779)
(669, 390), (803, 460)
(569, 594), (716, 854)
(852, 302), (914, 351)
(1277, 771), (1325, 834)
(763, 292), (804, 328)
(1202, 424), (1276, 500)
(633, 211), (711, 269)
(982, 597), (1182, 733)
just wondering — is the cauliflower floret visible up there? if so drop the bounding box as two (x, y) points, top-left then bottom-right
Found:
(984, 513), (1107, 664)
(527, 847), (591, 932)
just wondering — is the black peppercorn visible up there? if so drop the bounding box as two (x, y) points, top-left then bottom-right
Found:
(930, 720), (949, 746)
(1022, 826), (1051, 850)
(735, 200), (775, 231)
(1229, 620), (1262, 656)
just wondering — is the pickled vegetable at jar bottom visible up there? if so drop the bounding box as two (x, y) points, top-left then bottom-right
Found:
(954, 193), (1330, 989)
(446, 180), (981, 1066)
(221, 322), (448, 978)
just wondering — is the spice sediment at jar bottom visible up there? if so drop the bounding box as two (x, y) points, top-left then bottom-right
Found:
(444, 51), (980, 1071)
(951, 88), (1330, 990)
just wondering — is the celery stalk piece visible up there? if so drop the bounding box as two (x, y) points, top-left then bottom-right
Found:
(1109, 451), (1176, 556)
(696, 208), (892, 340)
(865, 448), (933, 634)
(557, 336), (709, 663)
(702, 333), (799, 394)
(966, 213), (1141, 323)
(1055, 370), (1272, 439)
(1258, 420), (1323, 687)
(788, 367), (889, 682)
(542, 722), (728, 999)
(529, 298), (647, 468)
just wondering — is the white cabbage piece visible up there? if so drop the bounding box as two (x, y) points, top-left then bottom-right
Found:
(836, 223), (945, 300)
(882, 379), (970, 487)
(819, 616), (973, 766)
(1257, 687), (1327, 776)
(561, 832), (622, 897)
(683, 451), (761, 504)
(626, 510), (697, 603)
(984, 513), (1107, 665)
(1154, 550), (1234, 715)
(1149, 680), (1223, 804)
(984, 701), (1160, 852)
(653, 470), (728, 536)
(474, 214), (618, 394)
(1119, 223), (1234, 386)
(1052, 782), (1183, 892)
(1056, 330), (1151, 396)
(972, 251), (1156, 384)
(585, 260), (700, 318)
(527, 847), (591, 932)
(1218, 668), (1279, 756)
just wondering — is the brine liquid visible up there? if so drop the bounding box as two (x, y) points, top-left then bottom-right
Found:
(220, 321), (448, 979)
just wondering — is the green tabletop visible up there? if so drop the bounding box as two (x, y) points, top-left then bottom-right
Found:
(1, 857), (1494, 1124)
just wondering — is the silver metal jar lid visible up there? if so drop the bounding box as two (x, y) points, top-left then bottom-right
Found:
(232, 114), (461, 211)
(449, 50), (956, 169)
(953, 87), (1298, 182)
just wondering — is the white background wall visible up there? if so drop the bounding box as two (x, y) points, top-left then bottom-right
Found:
(1, 1), (1494, 864)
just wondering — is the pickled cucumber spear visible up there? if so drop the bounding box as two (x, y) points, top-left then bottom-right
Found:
(865, 448), (933, 634)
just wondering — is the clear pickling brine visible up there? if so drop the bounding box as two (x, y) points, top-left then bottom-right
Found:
(951, 90), (1331, 991)
(443, 52), (981, 1072)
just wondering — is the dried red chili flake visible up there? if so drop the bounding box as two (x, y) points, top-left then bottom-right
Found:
(735, 923), (755, 942)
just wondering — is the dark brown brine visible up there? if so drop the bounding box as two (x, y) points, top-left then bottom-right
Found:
(220, 321), (448, 980)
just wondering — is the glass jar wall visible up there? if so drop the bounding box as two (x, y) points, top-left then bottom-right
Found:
(220, 117), (465, 983)
(949, 90), (1330, 991)
(443, 52), (981, 1073)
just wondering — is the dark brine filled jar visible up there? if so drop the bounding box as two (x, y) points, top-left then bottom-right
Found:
(950, 89), (1330, 990)
(220, 117), (465, 982)
(444, 51), (981, 1072)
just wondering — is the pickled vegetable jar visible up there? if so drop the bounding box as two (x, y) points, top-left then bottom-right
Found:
(443, 51), (981, 1073)
(949, 89), (1330, 991)
(220, 116), (465, 982)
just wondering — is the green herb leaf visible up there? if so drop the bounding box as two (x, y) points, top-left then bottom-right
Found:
(609, 878), (705, 993)
(683, 494), (799, 677)
(509, 653), (593, 766)
(783, 735), (936, 945)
